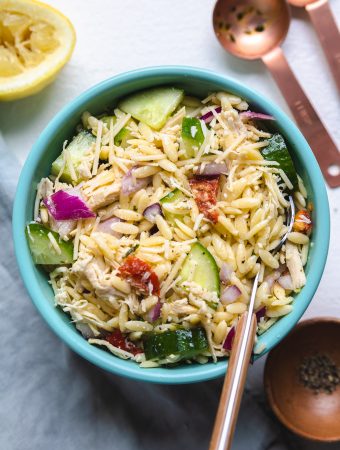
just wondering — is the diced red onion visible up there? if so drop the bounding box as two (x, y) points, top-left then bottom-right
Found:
(44, 190), (95, 220)
(121, 166), (151, 195)
(199, 163), (228, 177)
(200, 106), (222, 124)
(264, 265), (286, 291)
(51, 219), (76, 238)
(220, 263), (233, 284)
(240, 111), (275, 121)
(192, 174), (220, 182)
(96, 217), (122, 238)
(278, 273), (294, 290)
(76, 322), (95, 339)
(221, 285), (242, 305)
(146, 301), (162, 322)
(264, 270), (281, 291)
(255, 306), (266, 322)
(223, 326), (235, 351)
(143, 203), (163, 223)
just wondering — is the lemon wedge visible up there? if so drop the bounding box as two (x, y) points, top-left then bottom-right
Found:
(0, 0), (76, 101)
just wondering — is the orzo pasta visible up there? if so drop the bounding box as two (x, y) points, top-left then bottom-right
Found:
(26, 87), (312, 366)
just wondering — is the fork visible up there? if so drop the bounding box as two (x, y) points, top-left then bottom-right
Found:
(209, 194), (295, 450)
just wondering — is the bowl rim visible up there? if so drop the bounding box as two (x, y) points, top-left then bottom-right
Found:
(12, 65), (330, 384)
(264, 317), (340, 442)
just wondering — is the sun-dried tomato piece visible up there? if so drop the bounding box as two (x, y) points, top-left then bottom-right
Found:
(189, 176), (219, 223)
(118, 256), (160, 296)
(106, 330), (143, 355)
(293, 209), (312, 234)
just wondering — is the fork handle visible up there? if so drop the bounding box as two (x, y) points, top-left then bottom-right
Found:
(209, 312), (257, 450)
(306, 0), (340, 93)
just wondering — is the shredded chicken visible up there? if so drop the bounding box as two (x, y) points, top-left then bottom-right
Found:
(39, 177), (54, 197)
(84, 260), (118, 299)
(72, 255), (119, 300)
(285, 242), (306, 290)
(82, 170), (121, 209)
(72, 253), (93, 274)
(163, 299), (197, 316)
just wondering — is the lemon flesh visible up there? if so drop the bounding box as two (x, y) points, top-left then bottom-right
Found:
(0, 0), (76, 101)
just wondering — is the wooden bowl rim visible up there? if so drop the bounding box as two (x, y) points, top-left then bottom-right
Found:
(264, 317), (340, 442)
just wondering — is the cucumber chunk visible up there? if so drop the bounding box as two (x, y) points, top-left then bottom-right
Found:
(118, 87), (184, 130)
(159, 188), (186, 224)
(101, 116), (133, 148)
(261, 134), (298, 190)
(180, 242), (220, 296)
(143, 327), (208, 361)
(114, 127), (132, 148)
(26, 223), (73, 265)
(51, 130), (96, 184)
(100, 115), (116, 128)
(181, 117), (204, 158)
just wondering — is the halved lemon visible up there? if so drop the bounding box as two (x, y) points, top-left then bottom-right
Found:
(0, 0), (76, 101)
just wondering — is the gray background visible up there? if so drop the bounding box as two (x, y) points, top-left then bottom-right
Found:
(1, 1), (340, 448)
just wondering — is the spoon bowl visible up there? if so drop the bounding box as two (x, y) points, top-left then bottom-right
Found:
(212, 0), (340, 187)
(213, 0), (290, 59)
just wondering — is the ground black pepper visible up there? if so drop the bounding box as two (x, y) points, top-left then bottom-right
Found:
(298, 354), (340, 394)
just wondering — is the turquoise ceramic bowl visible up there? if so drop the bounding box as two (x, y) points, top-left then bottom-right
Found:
(13, 66), (330, 384)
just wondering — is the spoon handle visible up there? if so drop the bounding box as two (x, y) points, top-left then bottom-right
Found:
(209, 312), (257, 450)
(262, 47), (340, 188)
(306, 0), (340, 93)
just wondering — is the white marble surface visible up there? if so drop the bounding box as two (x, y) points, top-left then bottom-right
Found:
(0, 1), (339, 448)
(1, 0), (339, 319)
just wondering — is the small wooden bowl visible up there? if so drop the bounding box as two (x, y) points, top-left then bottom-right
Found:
(264, 318), (340, 442)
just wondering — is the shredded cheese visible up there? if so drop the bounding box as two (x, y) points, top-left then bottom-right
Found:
(73, 220), (82, 260)
(160, 253), (187, 298)
(193, 213), (204, 231)
(277, 169), (293, 191)
(55, 140), (68, 183)
(215, 134), (246, 163)
(47, 232), (62, 255)
(65, 148), (78, 182)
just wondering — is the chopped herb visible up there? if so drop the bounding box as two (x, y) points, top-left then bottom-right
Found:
(298, 354), (340, 394)
(149, 225), (158, 235)
(229, 33), (236, 43)
(124, 244), (139, 258)
(255, 24), (265, 32)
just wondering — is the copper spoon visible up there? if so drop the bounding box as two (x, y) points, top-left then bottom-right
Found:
(213, 0), (340, 188)
(289, 0), (340, 93)
(209, 197), (295, 450)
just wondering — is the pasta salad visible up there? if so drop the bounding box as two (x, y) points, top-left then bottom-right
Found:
(26, 87), (313, 367)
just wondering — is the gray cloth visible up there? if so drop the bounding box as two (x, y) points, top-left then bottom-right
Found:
(0, 135), (291, 450)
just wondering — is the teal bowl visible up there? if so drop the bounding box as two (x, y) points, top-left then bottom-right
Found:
(12, 66), (330, 384)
